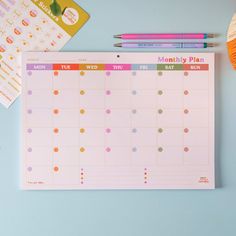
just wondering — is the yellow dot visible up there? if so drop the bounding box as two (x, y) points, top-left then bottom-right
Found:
(80, 90), (85, 95)
(80, 109), (85, 114)
(80, 71), (85, 76)
(80, 147), (85, 152)
(80, 128), (85, 133)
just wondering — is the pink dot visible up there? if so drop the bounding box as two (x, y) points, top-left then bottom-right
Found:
(106, 90), (111, 95)
(27, 128), (32, 133)
(184, 90), (189, 95)
(27, 167), (32, 172)
(184, 147), (189, 152)
(106, 128), (111, 133)
(184, 109), (189, 114)
(184, 128), (189, 133)
(28, 90), (32, 95)
(106, 147), (111, 152)
(106, 109), (111, 114)
(27, 109), (32, 114)
(106, 71), (111, 76)
(28, 148), (32, 152)
(81, 182), (84, 184)
(28, 71), (32, 76)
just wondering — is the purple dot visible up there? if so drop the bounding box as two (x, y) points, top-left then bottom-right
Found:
(28, 147), (32, 152)
(28, 71), (32, 76)
(27, 109), (32, 114)
(27, 167), (32, 172)
(106, 71), (111, 76)
(132, 71), (136, 76)
(28, 90), (32, 95)
(132, 90), (137, 95)
(27, 128), (32, 133)
(132, 109), (137, 114)
(106, 128), (111, 133)
(132, 147), (137, 152)
(106, 147), (111, 152)
(106, 109), (111, 114)
(132, 128), (137, 133)
(106, 90), (111, 95)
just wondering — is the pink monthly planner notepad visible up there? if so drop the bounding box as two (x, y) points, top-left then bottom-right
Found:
(21, 52), (215, 190)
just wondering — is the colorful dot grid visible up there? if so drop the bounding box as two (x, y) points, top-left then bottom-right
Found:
(21, 52), (215, 190)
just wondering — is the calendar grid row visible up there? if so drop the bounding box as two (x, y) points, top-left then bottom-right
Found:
(24, 146), (211, 177)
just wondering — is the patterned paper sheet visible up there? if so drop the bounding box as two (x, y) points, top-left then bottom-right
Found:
(0, 0), (89, 107)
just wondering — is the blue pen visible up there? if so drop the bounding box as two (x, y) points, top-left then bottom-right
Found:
(114, 42), (214, 48)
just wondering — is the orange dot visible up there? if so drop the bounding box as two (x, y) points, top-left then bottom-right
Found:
(54, 71), (59, 76)
(80, 90), (85, 95)
(54, 147), (59, 152)
(53, 109), (59, 114)
(80, 109), (85, 114)
(54, 166), (59, 172)
(80, 71), (85, 76)
(80, 128), (85, 133)
(54, 128), (59, 134)
(80, 147), (85, 152)
(53, 90), (59, 95)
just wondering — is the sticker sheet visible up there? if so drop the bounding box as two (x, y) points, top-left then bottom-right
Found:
(0, 0), (89, 107)
(21, 52), (215, 190)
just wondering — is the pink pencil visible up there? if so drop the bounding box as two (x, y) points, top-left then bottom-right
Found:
(114, 33), (214, 40)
